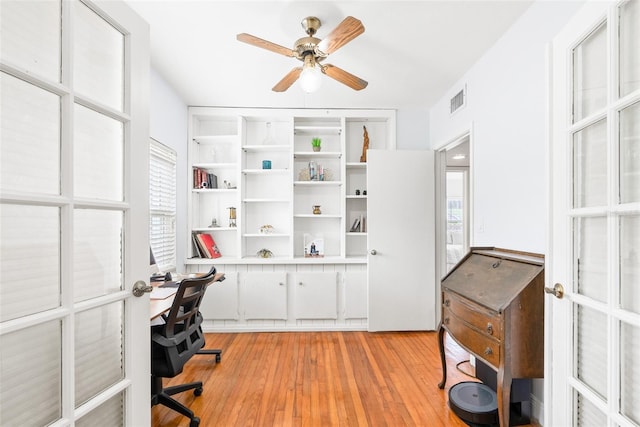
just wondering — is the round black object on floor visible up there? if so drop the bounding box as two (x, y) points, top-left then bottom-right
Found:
(448, 381), (498, 426)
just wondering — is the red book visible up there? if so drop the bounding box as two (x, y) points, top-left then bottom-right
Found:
(196, 233), (221, 258)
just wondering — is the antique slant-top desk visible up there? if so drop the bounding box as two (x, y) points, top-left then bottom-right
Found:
(438, 247), (544, 427)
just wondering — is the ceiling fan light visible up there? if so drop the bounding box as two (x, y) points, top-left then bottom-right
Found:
(299, 56), (322, 93)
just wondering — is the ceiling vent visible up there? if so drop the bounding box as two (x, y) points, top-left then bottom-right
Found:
(450, 86), (466, 115)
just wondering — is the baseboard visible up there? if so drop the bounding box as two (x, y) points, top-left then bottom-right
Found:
(202, 325), (369, 333)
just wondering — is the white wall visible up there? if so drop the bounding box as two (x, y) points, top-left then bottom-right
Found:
(150, 68), (188, 269)
(429, 0), (584, 422)
(430, 0), (583, 254)
(397, 107), (429, 150)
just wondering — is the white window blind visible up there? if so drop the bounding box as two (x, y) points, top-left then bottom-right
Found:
(149, 139), (176, 271)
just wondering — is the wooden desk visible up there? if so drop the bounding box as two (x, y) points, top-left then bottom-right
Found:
(437, 248), (544, 427)
(150, 272), (225, 320)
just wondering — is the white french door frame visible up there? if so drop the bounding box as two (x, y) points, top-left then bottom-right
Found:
(0, 1), (149, 425)
(548, 1), (640, 426)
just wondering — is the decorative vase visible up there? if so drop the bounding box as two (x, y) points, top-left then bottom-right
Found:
(312, 146), (321, 152)
(313, 205), (321, 215)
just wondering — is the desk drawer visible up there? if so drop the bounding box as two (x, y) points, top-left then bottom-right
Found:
(443, 291), (502, 339)
(443, 308), (500, 369)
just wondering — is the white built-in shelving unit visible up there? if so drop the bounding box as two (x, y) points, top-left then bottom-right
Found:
(187, 107), (396, 332)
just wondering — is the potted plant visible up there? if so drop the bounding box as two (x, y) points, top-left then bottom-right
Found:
(311, 137), (321, 152)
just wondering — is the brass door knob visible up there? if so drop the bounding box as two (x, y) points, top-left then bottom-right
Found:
(544, 283), (564, 299)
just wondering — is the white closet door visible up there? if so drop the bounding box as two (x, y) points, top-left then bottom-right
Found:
(367, 150), (436, 331)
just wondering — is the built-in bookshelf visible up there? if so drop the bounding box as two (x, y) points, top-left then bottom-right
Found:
(187, 107), (395, 264)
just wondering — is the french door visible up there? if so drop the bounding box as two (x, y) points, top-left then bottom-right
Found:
(0, 1), (150, 425)
(549, 1), (639, 426)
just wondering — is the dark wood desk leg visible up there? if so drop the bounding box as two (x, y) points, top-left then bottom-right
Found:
(497, 367), (512, 427)
(437, 324), (447, 389)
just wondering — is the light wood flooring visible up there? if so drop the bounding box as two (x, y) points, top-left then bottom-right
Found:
(152, 331), (538, 426)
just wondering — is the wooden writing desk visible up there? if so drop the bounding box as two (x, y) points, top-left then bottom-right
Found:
(150, 272), (225, 320)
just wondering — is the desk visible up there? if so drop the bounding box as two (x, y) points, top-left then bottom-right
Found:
(150, 272), (226, 320)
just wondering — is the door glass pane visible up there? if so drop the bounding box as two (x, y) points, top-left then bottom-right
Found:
(576, 305), (607, 399)
(74, 104), (124, 201)
(0, 204), (60, 322)
(621, 321), (640, 425)
(76, 392), (124, 427)
(575, 390), (607, 427)
(75, 302), (124, 407)
(573, 119), (607, 208)
(74, 209), (123, 302)
(620, 215), (640, 313)
(620, 0), (640, 97)
(574, 217), (608, 302)
(573, 23), (607, 122)
(0, 320), (62, 426)
(0, 0), (61, 81)
(74, 0), (124, 111)
(0, 72), (60, 195)
(620, 102), (640, 203)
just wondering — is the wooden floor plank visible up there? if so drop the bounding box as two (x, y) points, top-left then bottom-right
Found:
(151, 331), (539, 426)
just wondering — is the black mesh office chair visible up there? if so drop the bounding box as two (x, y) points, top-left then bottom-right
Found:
(151, 267), (223, 427)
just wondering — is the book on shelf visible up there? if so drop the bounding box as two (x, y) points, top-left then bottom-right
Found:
(193, 167), (217, 189)
(304, 234), (324, 258)
(192, 232), (222, 258)
(192, 233), (205, 258)
(349, 214), (366, 232)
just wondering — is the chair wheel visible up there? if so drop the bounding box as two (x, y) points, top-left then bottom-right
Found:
(190, 417), (200, 427)
(194, 387), (203, 396)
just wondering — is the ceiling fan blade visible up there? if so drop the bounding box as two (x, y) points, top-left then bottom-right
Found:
(321, 64), (368, 91)
(272, 67), (303, 92)
(236, 33), (295, 57)
(316, 16), (364, 55)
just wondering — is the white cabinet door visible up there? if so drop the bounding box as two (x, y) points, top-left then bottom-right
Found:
(243, 272), (288, 320)
(294, 272), (338, 319)
(344, 270), (367, 319)
(199, 272), (239, 320)
(367, 150), (436, 331)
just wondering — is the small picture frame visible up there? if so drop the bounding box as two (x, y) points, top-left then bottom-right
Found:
(303, 234), (324, 258)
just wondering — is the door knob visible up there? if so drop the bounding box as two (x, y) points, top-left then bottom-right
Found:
(132, 280), (153, 297)
(370, 249), (377, 255)
(544, 283), (564, 299)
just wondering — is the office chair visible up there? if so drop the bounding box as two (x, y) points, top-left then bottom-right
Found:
(151, 267), (222, 427)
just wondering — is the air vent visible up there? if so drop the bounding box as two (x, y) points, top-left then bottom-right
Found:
(450, 86), (466, 114)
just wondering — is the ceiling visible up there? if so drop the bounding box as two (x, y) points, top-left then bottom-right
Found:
(126, 1), (534, 110)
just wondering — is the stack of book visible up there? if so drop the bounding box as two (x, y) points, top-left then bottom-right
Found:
(192, 232), (222, 258)
(193, 167), (217, 189)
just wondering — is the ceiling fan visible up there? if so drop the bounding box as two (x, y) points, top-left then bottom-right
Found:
(237, 16), (368, 93)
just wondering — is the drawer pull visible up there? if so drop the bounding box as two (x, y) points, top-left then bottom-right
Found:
(443, 317), (450, 325)
(444, 299), (450, 307)
(484, 347), (493, 356)
(486, 323), (493, 335)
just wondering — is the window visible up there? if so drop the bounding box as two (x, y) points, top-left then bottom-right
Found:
(149, 139), (176, 271)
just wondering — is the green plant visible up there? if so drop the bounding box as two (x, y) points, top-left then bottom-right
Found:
(311, 137), (322, 148)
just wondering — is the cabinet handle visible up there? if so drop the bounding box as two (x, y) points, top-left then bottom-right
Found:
(444, 299), (450, 307)
(486, 323), (493, 335)
(443, 317), (450, 325)
(298, 282), (303, 286)
(279, 282), (285, 286)
(370, 249), (377, 255)
(484, 347), (493, 356)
